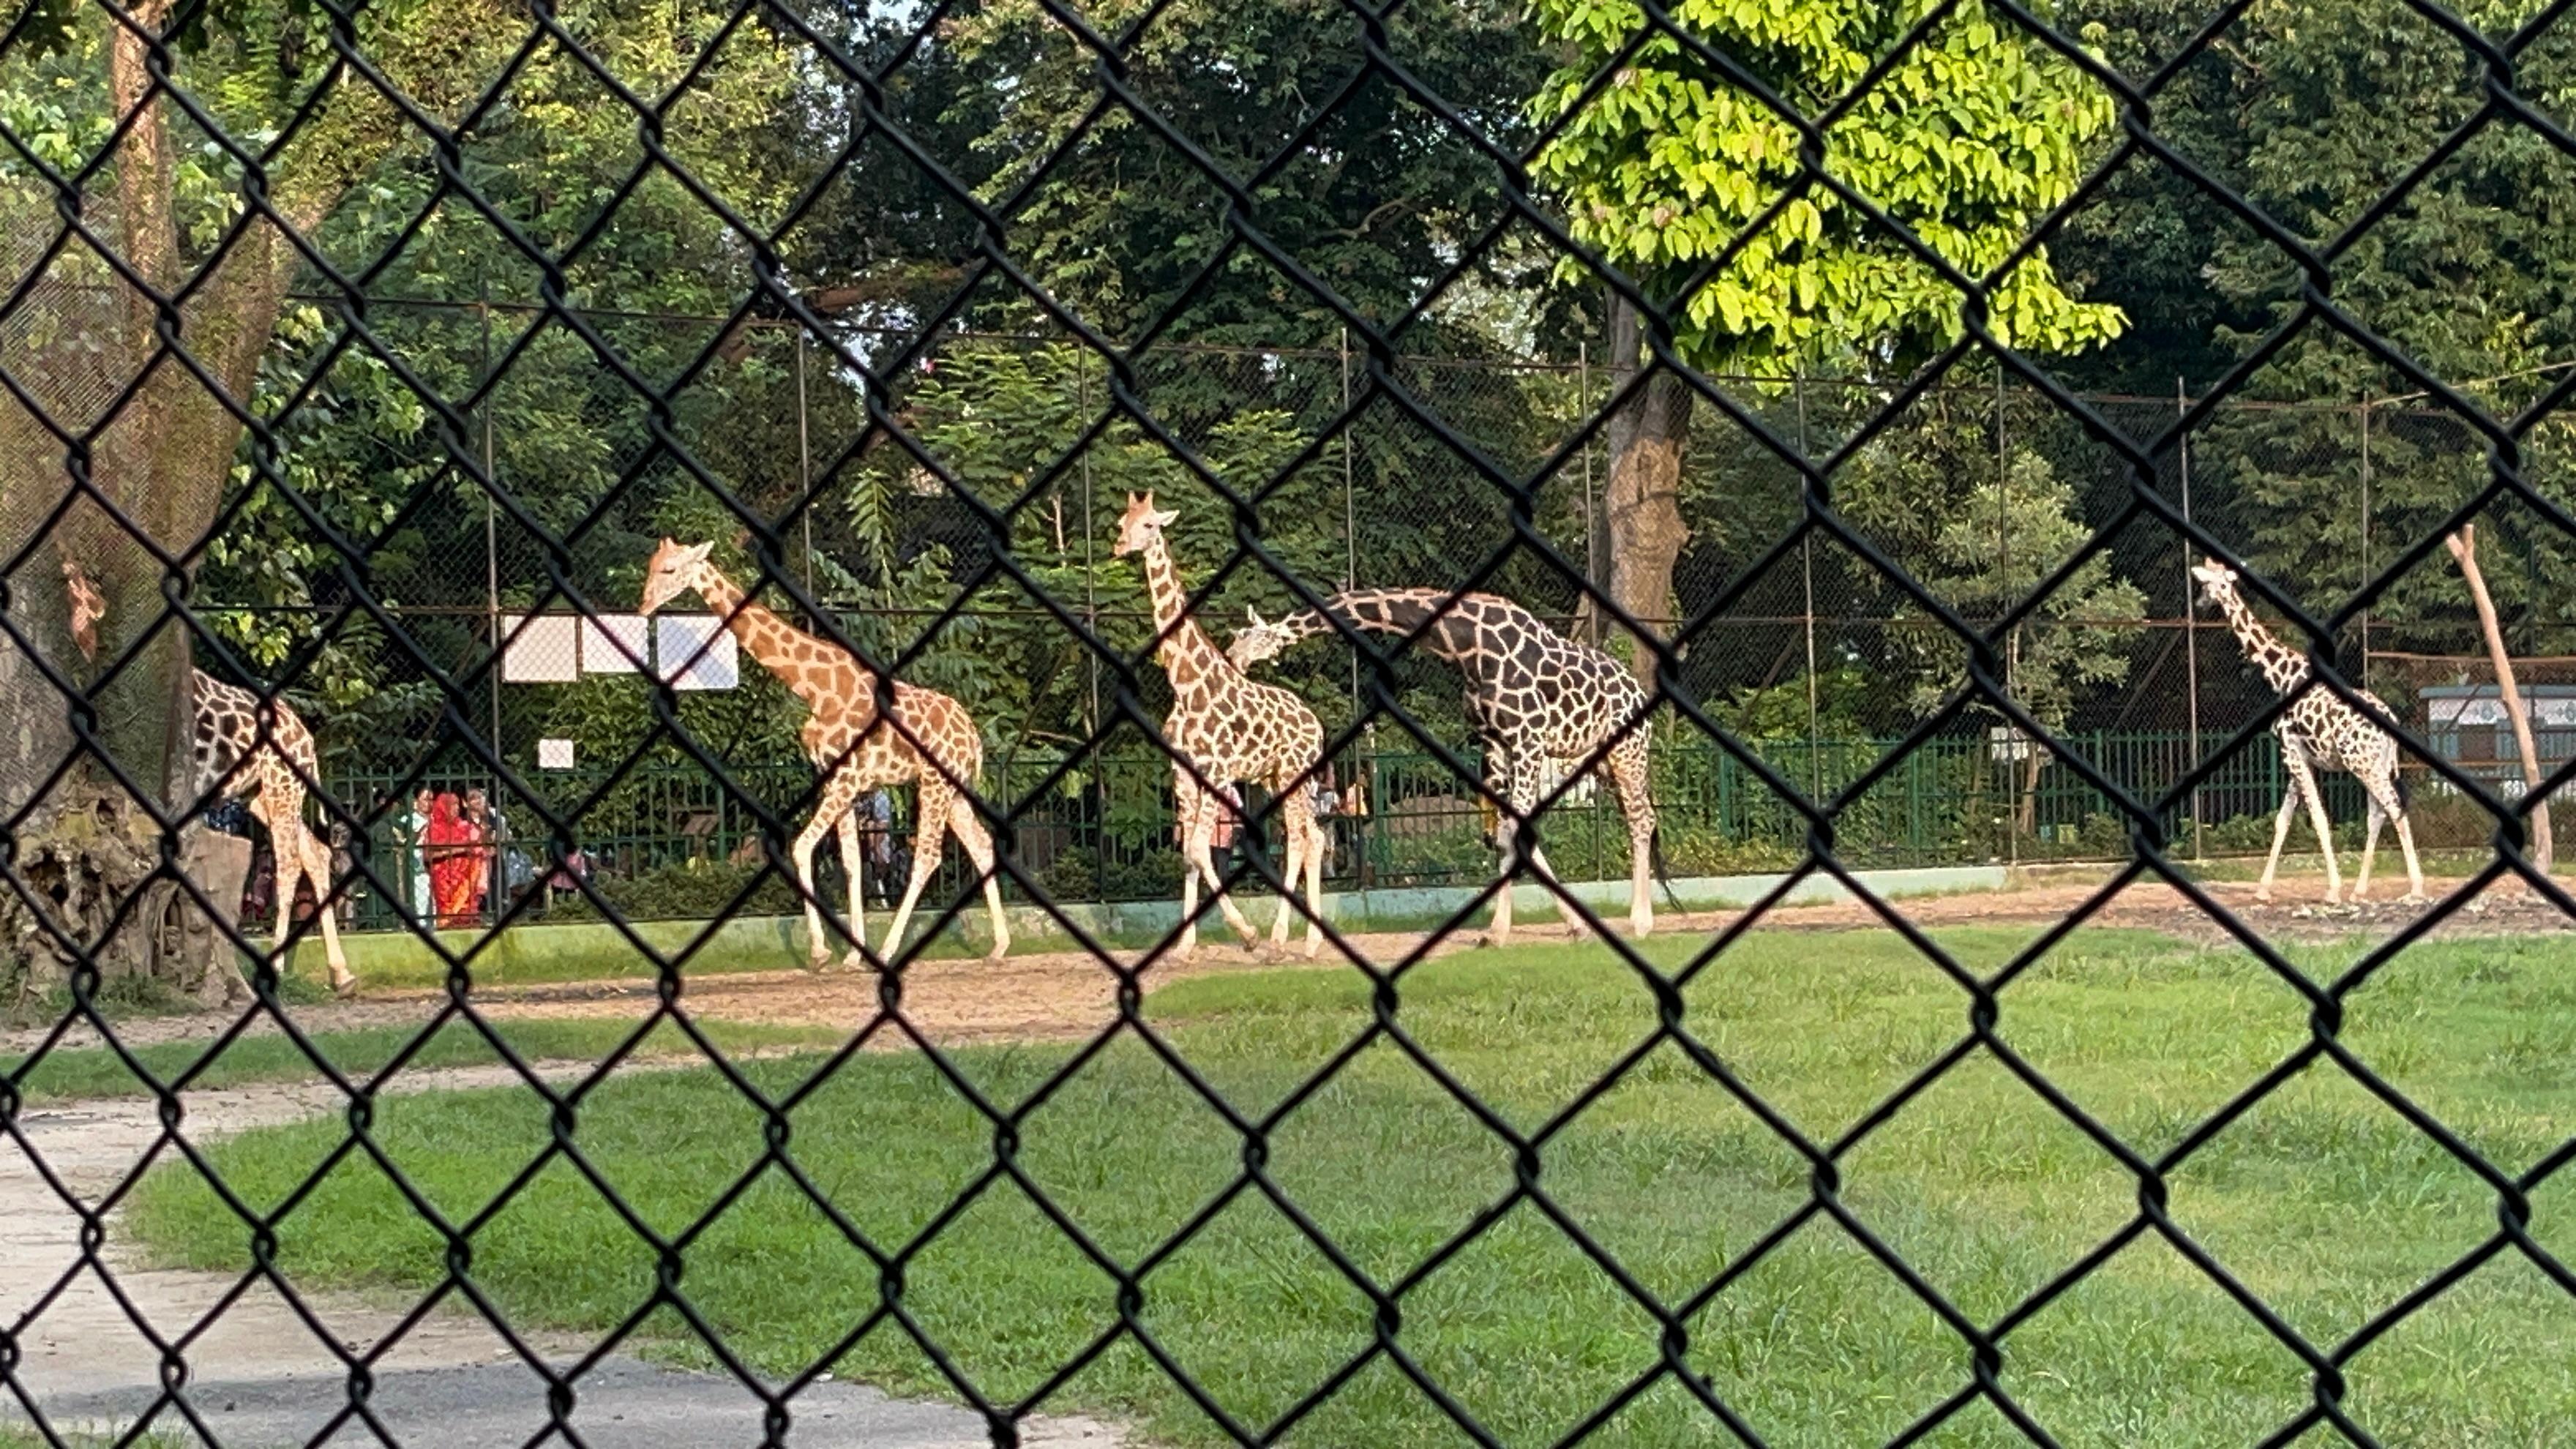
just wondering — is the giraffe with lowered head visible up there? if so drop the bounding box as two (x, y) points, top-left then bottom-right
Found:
(1112, 493), (1328, 958)
(1228, 588), (1667, 943)
(2192, 558), (2425, 905)
(640, 539), (1009, 965)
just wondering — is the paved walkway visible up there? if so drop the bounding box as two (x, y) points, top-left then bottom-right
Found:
(1, 1068), (1123, 1448)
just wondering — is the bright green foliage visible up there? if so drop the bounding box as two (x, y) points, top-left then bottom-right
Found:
(1527, 0), (2125, 373)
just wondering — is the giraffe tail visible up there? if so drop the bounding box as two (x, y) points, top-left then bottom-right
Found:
(1650, 828), (1684, 912)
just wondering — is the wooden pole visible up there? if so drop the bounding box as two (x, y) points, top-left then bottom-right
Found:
(2446, 524), (2553, 875)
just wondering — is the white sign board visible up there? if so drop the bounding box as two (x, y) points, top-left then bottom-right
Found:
(537, 738), (577, 770)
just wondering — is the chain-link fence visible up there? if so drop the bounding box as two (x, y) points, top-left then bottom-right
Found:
(8, 0), (2576, 1444)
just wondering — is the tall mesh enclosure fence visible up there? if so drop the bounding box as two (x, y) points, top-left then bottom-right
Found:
(4, 0), (2575, 1445)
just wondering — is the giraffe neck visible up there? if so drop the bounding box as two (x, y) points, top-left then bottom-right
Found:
(1139, 533), (1227, 682)
(1276, 589), (1484, 664)
(2212, 588), (2307, 694)
(690, 564), (867, 710)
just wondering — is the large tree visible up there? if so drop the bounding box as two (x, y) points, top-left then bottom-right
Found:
(1, 0), (795, 995)
(1529, 0), (2127, 677)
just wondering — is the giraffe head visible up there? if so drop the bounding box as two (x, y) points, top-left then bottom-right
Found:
(640, 538), (714, 616)
(1110, 492), (1176, 558)
(2189, 557), (2239, 604)
(1227, 607), (1295, 670)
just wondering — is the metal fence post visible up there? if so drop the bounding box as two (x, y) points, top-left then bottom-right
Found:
(1797, 373), (1819, 802)
(2181, 375), (2205, 860)
(2359, 392), (2373, 692)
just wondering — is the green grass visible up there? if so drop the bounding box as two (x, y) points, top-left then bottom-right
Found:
(4, 1016), (845, 1104)
(125, 925), (2576, 1445)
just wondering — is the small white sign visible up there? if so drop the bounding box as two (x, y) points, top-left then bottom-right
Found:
(538, 738), (576, 770)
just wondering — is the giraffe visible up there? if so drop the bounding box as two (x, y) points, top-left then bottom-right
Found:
(59, 554), (357, 994)
(1227, 587), (1665, 943)
(1110, 494), (1328, 959)
(2192, 558), (2425, 905)
(638, 539), (1010, 966)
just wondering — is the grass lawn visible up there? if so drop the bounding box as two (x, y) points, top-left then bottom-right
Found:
(125, 925), (2576, 1445)
(4, 1017), (845, 1105)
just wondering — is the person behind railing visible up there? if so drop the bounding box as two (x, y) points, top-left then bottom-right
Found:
(543, 845), (593, 916)
(427, 792), (479, 929)
(858, 786), (903, 907)
(392, 787), (433, 927)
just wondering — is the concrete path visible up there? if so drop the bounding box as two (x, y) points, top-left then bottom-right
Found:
(1, 1068), (1123, 1448)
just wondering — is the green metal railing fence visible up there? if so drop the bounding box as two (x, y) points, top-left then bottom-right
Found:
(281, 729), (2373, 932)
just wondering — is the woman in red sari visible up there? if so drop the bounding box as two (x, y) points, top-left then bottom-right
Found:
(427, 793), (478, 929)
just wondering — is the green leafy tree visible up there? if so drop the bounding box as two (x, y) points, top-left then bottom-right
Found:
(1525, 0), (2126, 668)
(1893, 448), (2146, 828)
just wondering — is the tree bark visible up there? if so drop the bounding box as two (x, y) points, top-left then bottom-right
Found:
(2446, 525), (2553, 875)
(1598, 292), (1690, 684)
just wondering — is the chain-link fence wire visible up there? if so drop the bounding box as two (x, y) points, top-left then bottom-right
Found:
(7, 0), (2576, 1443)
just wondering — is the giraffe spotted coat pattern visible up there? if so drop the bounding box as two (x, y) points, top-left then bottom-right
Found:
(1113, 494), (1328, 959)
(2193, 558), (2425, 905)
(640, 539), (1009, 966)
(1229, 587), (1663, 942)
(60, 551), (355, 993)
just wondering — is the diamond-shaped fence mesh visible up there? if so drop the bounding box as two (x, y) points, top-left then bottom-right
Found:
(4, 0), (2576, 1443)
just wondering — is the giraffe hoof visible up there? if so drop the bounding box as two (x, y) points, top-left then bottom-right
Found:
(986, 943), (1010, 962)
(332, 976), (359, 999)
(840, 949), (870, 972)
(2402, 892), (2430, 905)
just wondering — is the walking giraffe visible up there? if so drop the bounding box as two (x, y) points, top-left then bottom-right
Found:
(60, 555), (356, 993)
(1111, 493), (1328, 959)
(638, 539), (1009, 965)
(1228, 588), (1666, 943)
(2193, 558), (2425, 904)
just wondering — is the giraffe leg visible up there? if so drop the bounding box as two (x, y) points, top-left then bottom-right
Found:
(2354, 788), (2384, 902)
(1272, 789), (1308, 948)
(948, 793), (1011, 960)
(1176, 784), (1204, 959)
(1177, 779), (1259, 956)
(793, 776), (853, 970)
(1611, 736), (1657, 938)
(2363, 769), (2427, 902)
(298, 827), (353, 995)
(1300, 797), (1325, 958)
(836, 804), (870, 970)
(2256, 783), (2301, 905)
(881, 779), (956, 964)
(2283, 749), (2343, 904)
(1197, 802), (1262, 948)
(1484, 757), (1547, 948)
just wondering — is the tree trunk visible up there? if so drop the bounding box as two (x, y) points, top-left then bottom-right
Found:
(1598, 292), (1691, 684)
(2446, 525), (2553, 875)
(1, 4), (325, 1001)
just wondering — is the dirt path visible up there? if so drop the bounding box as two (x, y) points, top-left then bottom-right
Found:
(1, 1060), (1122, 1448)
(12, 871), (2569, 1055)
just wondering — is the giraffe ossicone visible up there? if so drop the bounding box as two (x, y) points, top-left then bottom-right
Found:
(640, 537), (1011, 967)
(2193, 557), (2425, 905)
